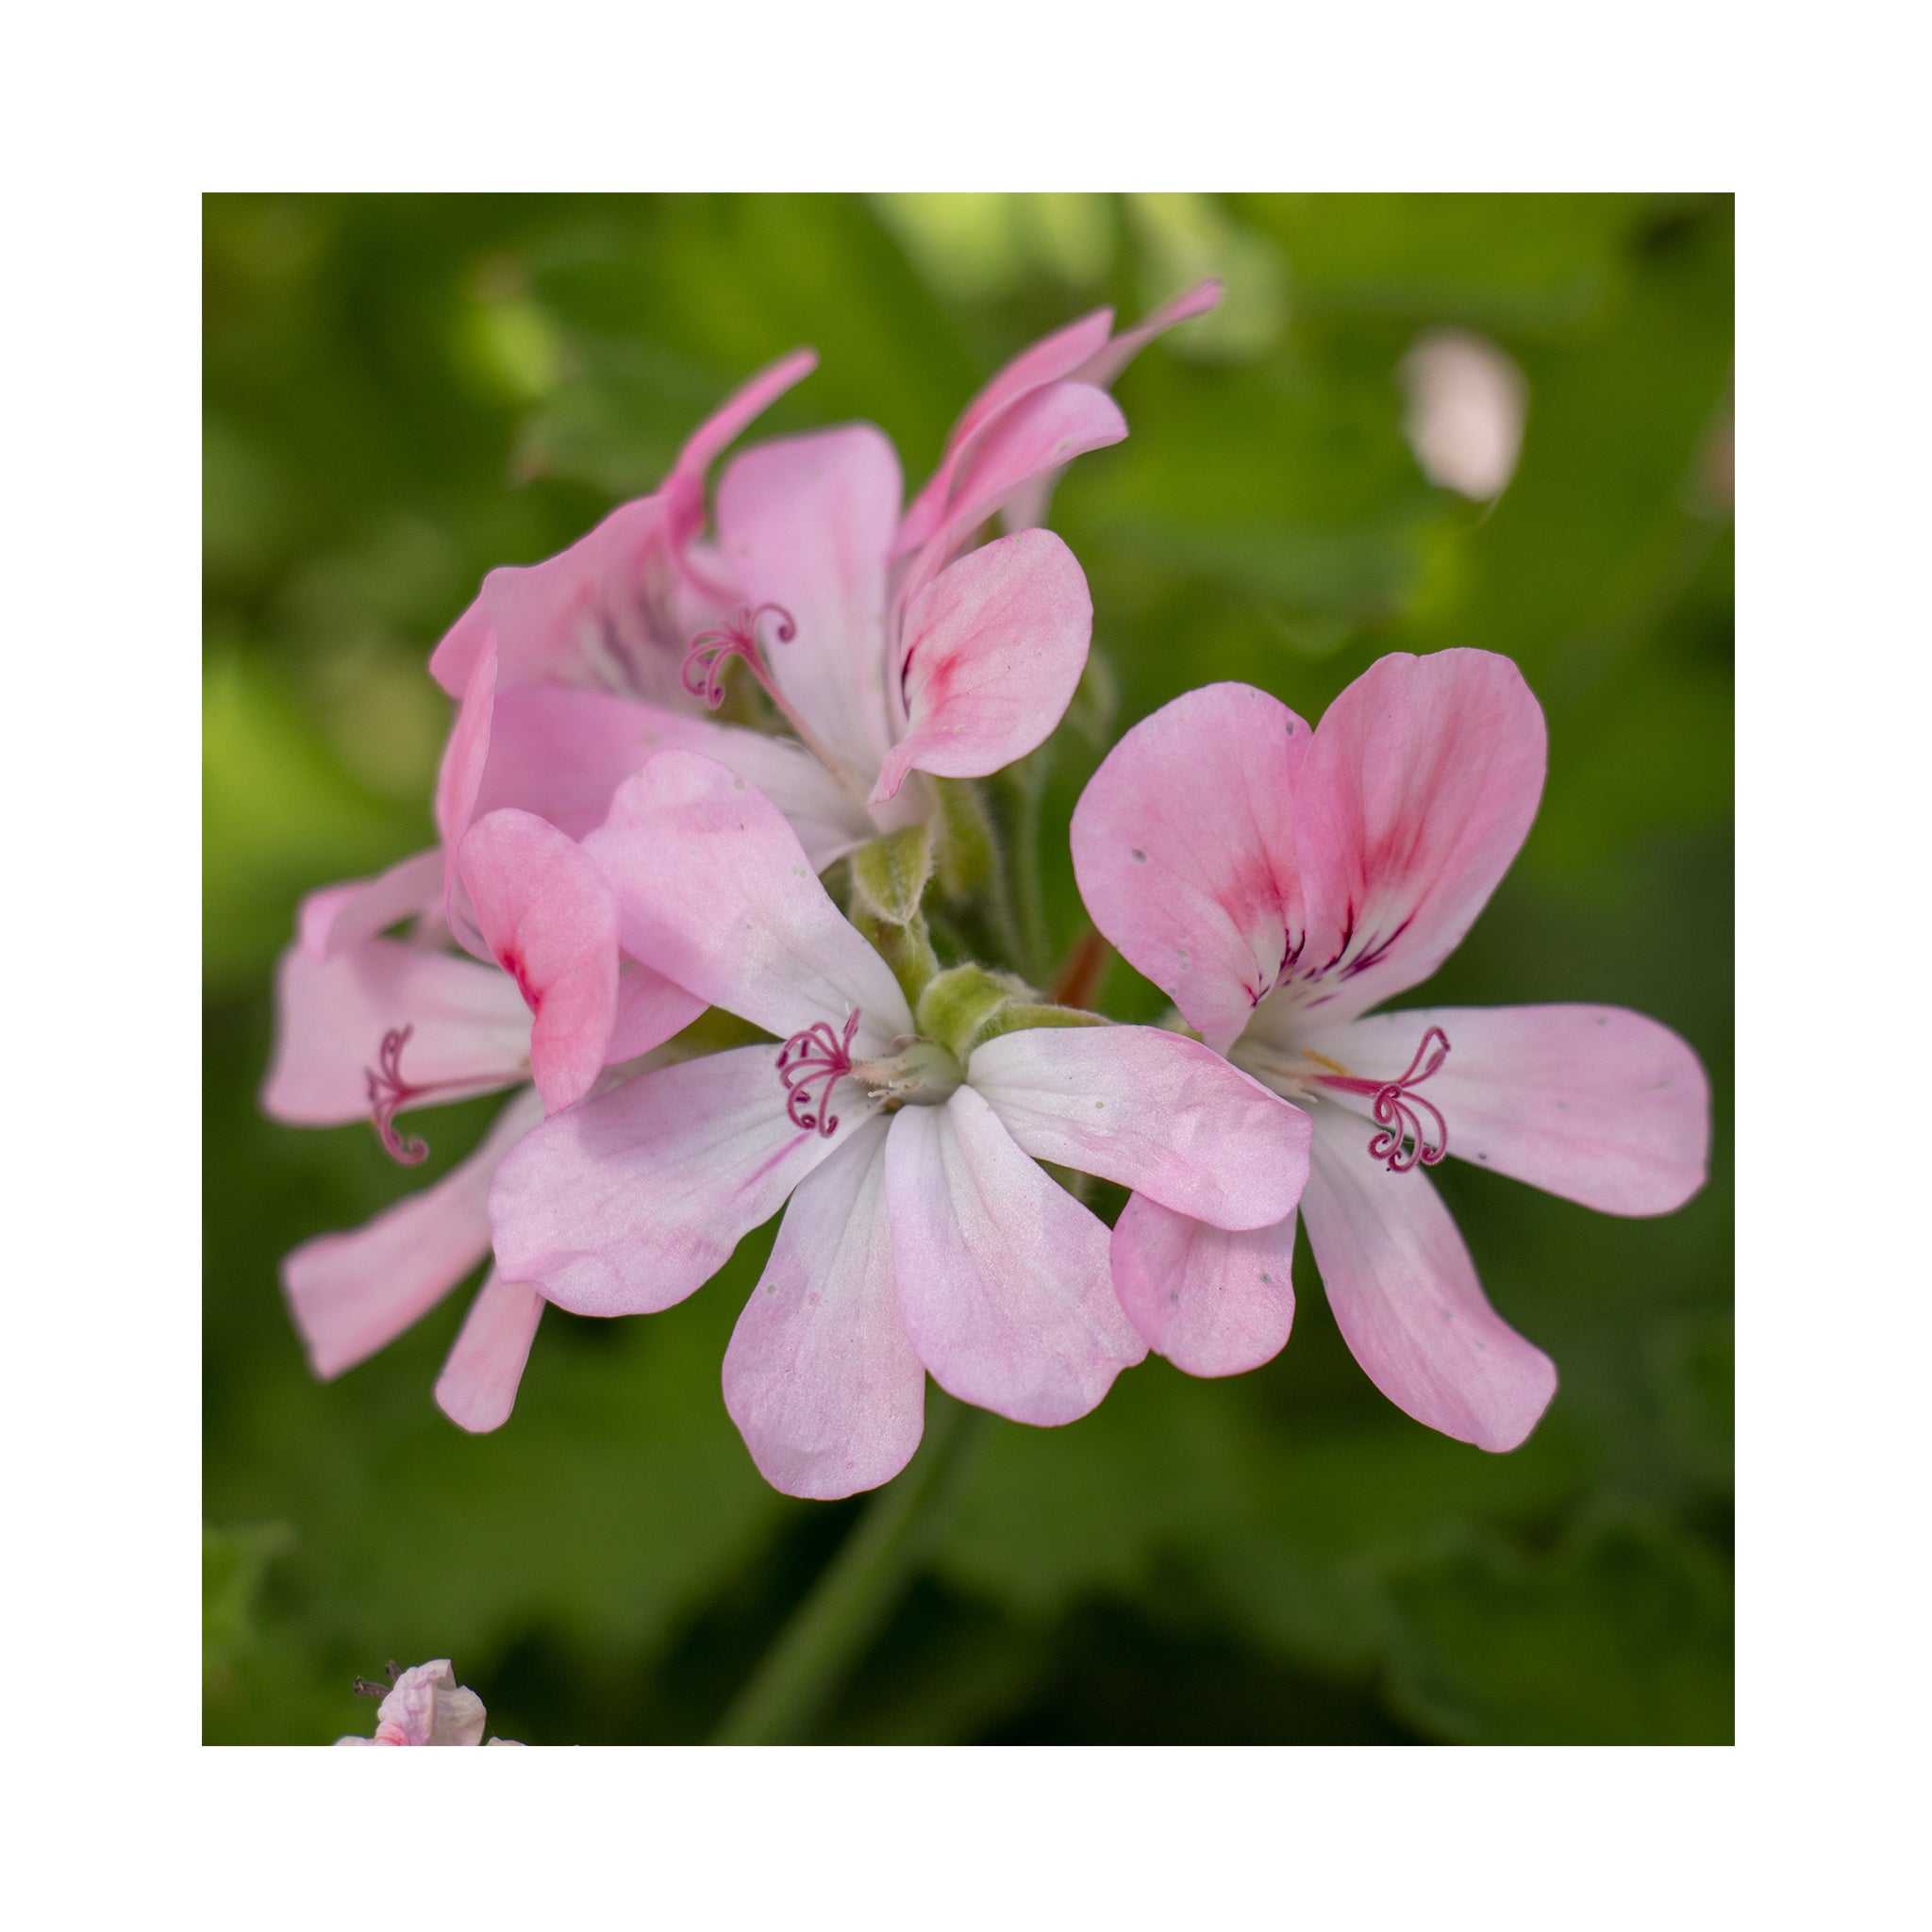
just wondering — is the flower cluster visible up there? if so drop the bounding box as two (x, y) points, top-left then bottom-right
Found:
(265, 288), (1709, 1499)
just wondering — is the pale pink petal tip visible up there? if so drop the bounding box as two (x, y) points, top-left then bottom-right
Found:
(435, 1273), (545, 1434)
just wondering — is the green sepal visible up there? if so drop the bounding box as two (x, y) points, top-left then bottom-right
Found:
(931, 776), (995, 898)
(849, 824), (935, 925)
(914, 962), (1034, 1062)
(854, 905), (941, 1008)
(974, 1001), (1108, 1046)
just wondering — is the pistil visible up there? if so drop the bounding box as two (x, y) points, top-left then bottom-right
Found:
(1313, 1024), (1453, 1173)
(681, 605), (863, 797)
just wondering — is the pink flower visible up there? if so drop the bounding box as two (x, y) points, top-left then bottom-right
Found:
(1070, 652), (1710, 1452)
(335, 1659), (523, 1746)
(488, 751), (1311, 1500)
(430, 292), (1220, 887)
(262, 812), (701, 1430)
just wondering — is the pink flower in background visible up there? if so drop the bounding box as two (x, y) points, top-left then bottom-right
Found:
(336, 1659), (523, 1746)
(1071, 651), (1709, 1452)
(488, 751), (1310, 1500)
(262, 811), (701, 1431)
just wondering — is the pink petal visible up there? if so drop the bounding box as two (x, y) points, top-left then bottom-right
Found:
(870, 528), (1091, 806)
(488, 1044), (858, 1318)
(1070, 681), (1311, 1054)
(723, 1120), (926, 1500)
(434, 635), (500, 956)
(456, 809), (621, 1114)
(1109, 1192), (1298, 1377)
(260, 939), (531, 1126)
(607, 962), (708, 1062)
(478, 684), (874, 868)
(1069, 277), (1223, 391)
(298, 849), (444, 963)
(666, 349), (820, 529)
(427, 498), (670, 699)
(435, 1271), (545, 1434)
(885, 1090), (1146, 1426)
(429, 350), (815, 699)
(1298, 1107), (1556, 1452)
(583, 752), (914, 1051)
(1289, 650), (1546, 1028)
(283, 1091), (544, 1379)
(1305, 1004), (1709, 1216)
(715, 425), (902, 778)
(896, 308), (1116, 557)
(1002, 279), (1224, 532)
(899, 382), (1126, 616)
(967, 1024), (1310, 1231)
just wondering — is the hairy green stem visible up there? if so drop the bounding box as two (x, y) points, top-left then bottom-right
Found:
(710, 1391), (990, 1745)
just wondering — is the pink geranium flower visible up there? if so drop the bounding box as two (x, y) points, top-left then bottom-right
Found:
(1069, 651), (1710, 1452)
(431, 291), (1220, 883)
(488, 751), (1310, 1500)
(335, 1659), (523, 1746)
(262, 812), (700, 1430)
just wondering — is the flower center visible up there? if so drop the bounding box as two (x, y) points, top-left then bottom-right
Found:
(366, 1025), (435, 1164)
(775, 1010), (860, 1137)
(681, 602), (797, 711)
(1312, 1024), (1452, 1174)
(774, 1009), (962, 1137)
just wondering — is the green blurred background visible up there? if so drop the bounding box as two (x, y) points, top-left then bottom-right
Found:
(204, 192), (1733, 1745)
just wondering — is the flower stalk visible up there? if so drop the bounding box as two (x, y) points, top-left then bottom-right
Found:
(711, 1389), (990, 1745)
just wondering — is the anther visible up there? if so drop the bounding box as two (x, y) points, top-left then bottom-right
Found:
(366, 1025), (431, 1164)
(1315, 1024), (1451, 1173)
(776, 1009), (860, 1137)
(681, 603), (797, 710)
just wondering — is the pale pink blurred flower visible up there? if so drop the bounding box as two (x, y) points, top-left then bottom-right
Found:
(1071, 652), (1709, 1450)
(487, 751), (1310, 1499)
(1399, 329), (1528, 500)
(335, 1659), (523, 1747)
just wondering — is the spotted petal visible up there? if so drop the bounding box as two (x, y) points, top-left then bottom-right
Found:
(1071, 681), (1310, 1054)
(1109, 1193), (1298, 1378)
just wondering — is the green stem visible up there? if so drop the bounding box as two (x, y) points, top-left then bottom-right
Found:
(1009, 746), (1055, 986)
(710, 1391), (990, 1745)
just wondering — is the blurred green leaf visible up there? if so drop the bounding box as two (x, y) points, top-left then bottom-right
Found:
(1381, 1511), (1733, 1743)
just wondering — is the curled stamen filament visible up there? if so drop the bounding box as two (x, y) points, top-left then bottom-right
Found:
(776, 1008), (860, 1137)
(1315, 1024), (1451, 1173)
(681, 603), (797, 710)
(366, 1025), (432, 1165)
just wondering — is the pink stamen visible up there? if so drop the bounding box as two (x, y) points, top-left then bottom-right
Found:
(776, 1008), (860, 1137)
(366, 1025), (432, 1164)
(1315, 1024), (1452, 1174)
(681, 603), (797, 710)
